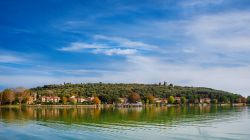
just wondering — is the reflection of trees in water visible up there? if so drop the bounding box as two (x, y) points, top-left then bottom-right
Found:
(0, 106), (245, 126)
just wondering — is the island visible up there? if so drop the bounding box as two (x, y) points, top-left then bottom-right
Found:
(0, 82), (249, 106)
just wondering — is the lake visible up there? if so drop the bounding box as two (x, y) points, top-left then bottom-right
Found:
(0, 105), (249, 140)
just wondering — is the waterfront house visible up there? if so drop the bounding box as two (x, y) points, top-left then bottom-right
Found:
(77, 97), (87, 103)
(154, 98), (161, 103)
(154, 98), (168, 104)
(87, 97), (94, 102)
(41, 96), (60, 103)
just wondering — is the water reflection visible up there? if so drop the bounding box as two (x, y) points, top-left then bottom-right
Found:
(0, 105), (245, 127)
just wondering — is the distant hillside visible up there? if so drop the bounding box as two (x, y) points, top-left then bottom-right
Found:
(31, 82), (242, 103)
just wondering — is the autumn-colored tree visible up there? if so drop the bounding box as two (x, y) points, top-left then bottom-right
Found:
(93, 97), (101, 104)
(17, 89), (31, 104)
(0, 92), (2, 105)
(62, 97), (68, 104)
(26, 96), (34, 104)
(147, 95), (155, 104)
(69, 97), (77, 104)
(168, 96), (175, 104)
(240, 97), (247, 104)
(128, 92), (140, 103)
(2, 89), (15, 105)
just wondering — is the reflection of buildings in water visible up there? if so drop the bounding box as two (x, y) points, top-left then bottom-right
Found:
(76, 108), (86, 116)
(40, 108), (60, 119)
(196, 105), (211, 113)
(25, 107), (36, 119)
(0, 106), (242, 127)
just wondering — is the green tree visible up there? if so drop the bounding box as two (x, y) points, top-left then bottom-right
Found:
(247, 96), (250, 104)
(168, 96), (175, 104)
(211, 99), (218, 104)
(111, 95), (119, 104)
(29, 83), (243, 105)
(219, 96), (229, 104)
(181, 97), (187, 104)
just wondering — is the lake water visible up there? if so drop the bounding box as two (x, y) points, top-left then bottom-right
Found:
(0, 105), (249, 140)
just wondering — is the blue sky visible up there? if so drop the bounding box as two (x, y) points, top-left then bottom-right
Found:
(1, 0), (250, 96)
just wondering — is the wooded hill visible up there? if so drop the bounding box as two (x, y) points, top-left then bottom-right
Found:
(30, 82), (243, 104)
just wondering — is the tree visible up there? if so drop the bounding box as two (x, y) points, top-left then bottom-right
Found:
(62, 97), (68, 104)
(240, 97), (247, 104)
(163, 81), (167, 86)
(128, 92), (140, 103)
(2, 89), (15, 105)
(168, 96), (175, 104)
(219, 96), (229, 104)
(69, 97), (77, 104)
(169, 84), (173, 87)
(247, 96), (250, 104)
(181, 97), (187, 104)
(93, 97), (101, 104)
(26, 96), (34, 104)
(211, 99), (218, 104)
(142, 95), (154, 104)
(147, 95), (155, 104)
(110, 95), (119, 104)
(17, 89), (30, 104)
(0, 92), (2, 105)
(29, 83), (243, 105)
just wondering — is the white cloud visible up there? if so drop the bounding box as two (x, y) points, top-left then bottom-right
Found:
(58, 35), (156, 56)
(51, 10), (250, 96)
(3, 10), (250, 97)
(1, 55), (250, 96)
(94, 35), (157, 50)
(58, 42), (108, 52)
(93, 48), (137, 56)
(185, 11), (250, 50)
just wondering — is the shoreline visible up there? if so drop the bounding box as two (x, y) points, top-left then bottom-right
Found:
(0, 103), (247, 108)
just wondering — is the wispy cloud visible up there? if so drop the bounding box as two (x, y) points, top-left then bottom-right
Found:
(58, 42), (108, 52)
(185, 11), (250, 50)
(2, 0), (250, 96)
(93, 48), (137, 56)
(118, 10), (250, 66)
(180, 0), (225, 7)
(58, 35), (156, 56)
(94, 35), (158, 50)
(0, 54), (25, 63)
(1, 54), (250, 96)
